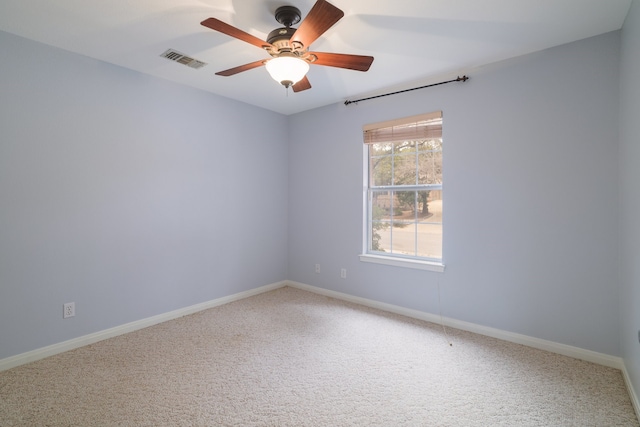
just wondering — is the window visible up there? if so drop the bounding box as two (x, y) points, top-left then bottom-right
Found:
(360, 112), (444, 271)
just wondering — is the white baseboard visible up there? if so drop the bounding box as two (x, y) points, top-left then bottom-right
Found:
(286, 281), (624, 370)
(0, 281), (287, 372)
(622, 364), (640, 421)
(3, 278), (635, 414)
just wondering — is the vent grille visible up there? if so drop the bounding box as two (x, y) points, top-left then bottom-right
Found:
(160, 49), (207, 69)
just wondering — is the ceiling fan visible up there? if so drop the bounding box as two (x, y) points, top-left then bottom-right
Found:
(200, 0), (374, 92)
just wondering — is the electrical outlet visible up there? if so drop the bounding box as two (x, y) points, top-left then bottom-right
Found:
(340, 268), (347, 279)
(63, 302), (75, 319)
(315, 264), (320, 274)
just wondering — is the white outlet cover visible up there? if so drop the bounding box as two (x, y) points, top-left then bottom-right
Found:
(63, 302), (75, 318)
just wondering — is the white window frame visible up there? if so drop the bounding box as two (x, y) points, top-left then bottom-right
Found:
(359, 112), (445, 272)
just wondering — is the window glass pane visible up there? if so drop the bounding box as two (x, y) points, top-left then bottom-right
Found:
(389, 220), (416, 256)
(416, 190), (442, 258)
(372, 220), (391, 253)
(393, 190), (418, 256)
(419, 139), (442, 152)
(370, 144), (392, 186)
(395, 190), (417, 218)
(370, 190), (393, 253)
(394, 149), (416, 186)
(425, 190), (443, 222)
(394, 191), (440, 220)
(370, 142), (393, 156)
(371, 190), (393, 220)
(417, 142), (442, 185)
(417, 223), (442, 259)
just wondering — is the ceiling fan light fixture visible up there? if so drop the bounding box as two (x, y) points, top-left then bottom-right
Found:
(265, 56), (309, 88)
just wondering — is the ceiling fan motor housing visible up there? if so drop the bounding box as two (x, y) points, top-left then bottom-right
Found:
(267, 27), (297, 47)
(274, 6), (301, 27)
(266, 5), (305, 55)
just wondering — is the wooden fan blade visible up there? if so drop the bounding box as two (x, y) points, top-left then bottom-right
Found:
(201, 18), (273, 50)
(292, 76), (312, 92)
(290, 0), (344, 48)
(309, 52), (374, 71)
(215, 59), (267, 77)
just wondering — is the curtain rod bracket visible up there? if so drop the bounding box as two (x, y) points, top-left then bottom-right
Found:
(344, 75), (469, 106)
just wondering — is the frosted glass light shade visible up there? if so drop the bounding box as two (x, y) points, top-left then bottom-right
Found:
(265, 57), (309, 87)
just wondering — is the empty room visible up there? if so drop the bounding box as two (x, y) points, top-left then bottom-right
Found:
(1, 0), (639, 425)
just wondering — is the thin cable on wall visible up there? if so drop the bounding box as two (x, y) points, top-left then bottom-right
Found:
(437, 277), (453, 347)
(344, 75), (469, 106)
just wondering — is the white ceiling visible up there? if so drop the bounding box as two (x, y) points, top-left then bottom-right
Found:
(0, 0), (632, 115)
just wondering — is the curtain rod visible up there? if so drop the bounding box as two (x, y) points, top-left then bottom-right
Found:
(344, 75), (469, 106)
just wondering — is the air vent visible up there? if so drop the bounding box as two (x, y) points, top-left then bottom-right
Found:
(160, 49), (207, 69)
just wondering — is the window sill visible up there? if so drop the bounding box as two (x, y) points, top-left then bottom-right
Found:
(359, 254), (445, 272)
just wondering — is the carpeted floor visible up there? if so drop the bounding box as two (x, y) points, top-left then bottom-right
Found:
(0, 286), (638, 426)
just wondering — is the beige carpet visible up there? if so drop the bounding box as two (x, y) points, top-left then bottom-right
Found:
(0, 286), (638, 426)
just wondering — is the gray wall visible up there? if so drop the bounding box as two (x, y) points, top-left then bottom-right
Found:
(620, 0), (640, 402)
(0, 31), (289, 359)
(288, 31), (621, 356)
(0, 16), (633, 380)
